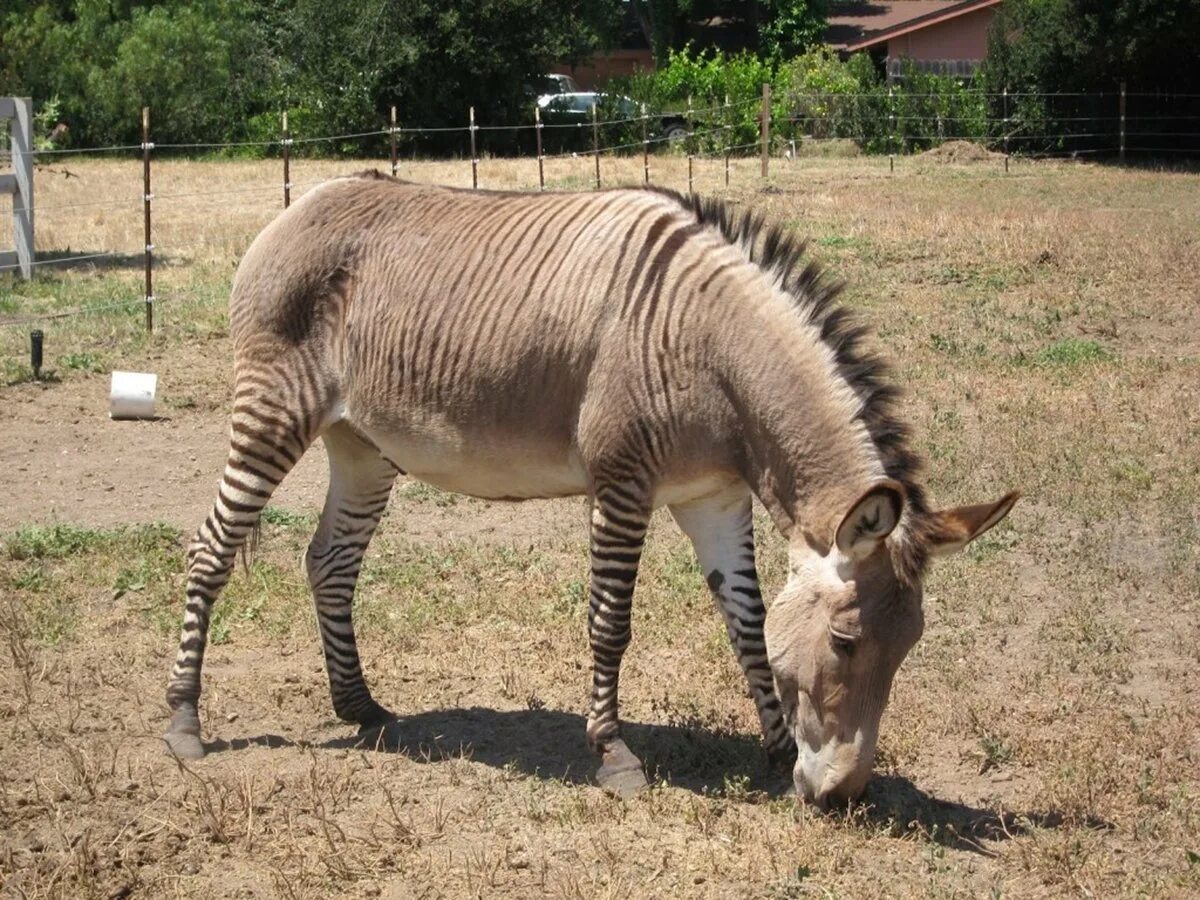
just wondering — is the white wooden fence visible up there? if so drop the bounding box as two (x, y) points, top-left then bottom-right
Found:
(1, 98), (34, 279)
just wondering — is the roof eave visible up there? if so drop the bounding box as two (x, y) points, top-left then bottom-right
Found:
(841, 0), (1003, 54)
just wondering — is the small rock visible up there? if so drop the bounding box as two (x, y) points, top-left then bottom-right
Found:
(226, 712), (239, 723)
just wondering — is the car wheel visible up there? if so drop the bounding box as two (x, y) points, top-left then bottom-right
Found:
(663, 122), (689, 142)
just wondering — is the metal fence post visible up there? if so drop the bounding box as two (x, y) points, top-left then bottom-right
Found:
(591, 102), (600, 189)
(1002, 87), (1009, 157)
(535, 104), (544, 191)
(1119, 81), (1126, 163)
(141, 107), (154, 333)
(760, 83), (771, 178)
(687, 94), (694, 195)
(390, 105), (398, 177)
(469, 106), (478, 189)
(724, 94), (731, 188)
(641, 103), (649, 184)
(282, 110), (291, 208)
(889, 83), (897, 155)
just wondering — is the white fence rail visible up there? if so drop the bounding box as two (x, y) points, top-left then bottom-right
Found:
(0, 98), (34, 279)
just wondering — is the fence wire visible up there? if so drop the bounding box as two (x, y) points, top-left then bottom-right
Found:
(4, 90), (1197, 336)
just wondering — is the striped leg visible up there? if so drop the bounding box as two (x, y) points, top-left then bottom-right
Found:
(306, 423), (397, 729)
(670, 485), (796, 769)
(164, 397), (313, 759)
(586, 487), (651, 797)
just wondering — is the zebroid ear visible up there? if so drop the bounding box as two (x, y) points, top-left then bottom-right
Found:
(835, 480), (906, 561)
(926, 492), (1020, 557)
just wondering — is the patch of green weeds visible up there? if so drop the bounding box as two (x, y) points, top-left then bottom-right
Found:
(966, 521), (1020, 563)
(548, 577), (586, 620)
(6, 523), (111, 560)
(929, 332), (988, 359)
(13, 563), (47, 591)
(259, 506), (317, 529)
(1030, 338), (1114, 368)
(397, 481), (459, 508)
(58, 351), (107, 373)
(1110, 458), (1154, 492)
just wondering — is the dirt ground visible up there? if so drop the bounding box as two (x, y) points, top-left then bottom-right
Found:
(1, 154), (1199, 898)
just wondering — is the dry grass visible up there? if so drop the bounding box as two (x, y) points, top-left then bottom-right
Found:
(1, 153), (1199, 897)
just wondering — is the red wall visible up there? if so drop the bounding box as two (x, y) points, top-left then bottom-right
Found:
(552, 50), (655, 91)
(887, 7), (997, 61)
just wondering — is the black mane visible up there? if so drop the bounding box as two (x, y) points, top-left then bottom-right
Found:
(653, 187), (934, 579)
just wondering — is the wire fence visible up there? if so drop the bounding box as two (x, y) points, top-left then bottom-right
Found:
(2, 86), (1198, 355)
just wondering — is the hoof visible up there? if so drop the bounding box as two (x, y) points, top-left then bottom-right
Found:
(164, 706), (205, 759)
(597, 739), (648, 799)
(355, 717), (402, 751)
(164, 730), (206, 759)
(356, 701), (394, 730)
(337, 699), (393, 729)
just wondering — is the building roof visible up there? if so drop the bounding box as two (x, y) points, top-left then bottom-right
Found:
(827, 0), (1003, 52)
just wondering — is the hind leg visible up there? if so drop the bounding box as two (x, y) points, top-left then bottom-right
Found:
(164, 393), (316, 759)
(306, 423), (398, 729)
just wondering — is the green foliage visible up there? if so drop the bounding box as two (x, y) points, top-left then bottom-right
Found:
(620, 46), (991, 155)
(760, 0), (828, 61)
(617, 46), (776, 149)
(980, 0), (1200, 94)
(778, 51), (989, 152)
(31, 95), (63, 150)
(1, 0), (623, 151)
(1, 0), (270, 147)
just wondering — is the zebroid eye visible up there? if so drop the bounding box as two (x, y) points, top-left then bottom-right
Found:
(831, 632), (857, 657)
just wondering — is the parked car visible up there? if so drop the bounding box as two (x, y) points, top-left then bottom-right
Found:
(537, 91), (691, 146)
(522, 73), (581, 102)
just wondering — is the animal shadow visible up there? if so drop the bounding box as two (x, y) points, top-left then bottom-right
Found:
(210, 706), (1099, 853)
(859, 774), (1110, 855)
(322, 706), (783, 795)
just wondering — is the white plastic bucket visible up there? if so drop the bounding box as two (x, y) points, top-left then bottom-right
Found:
(110, 371), (158, 419)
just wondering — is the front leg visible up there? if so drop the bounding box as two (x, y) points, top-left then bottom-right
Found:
(586, 487), (651, 797)
(670, 485), (796, 769)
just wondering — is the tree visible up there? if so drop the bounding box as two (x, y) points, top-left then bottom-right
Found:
(760, 0), (828, 60)
(262, 0), (623, 138)
(629, 0), (829, 63)
(982, 0), (1200, 93)
(0, 0), (623, 147)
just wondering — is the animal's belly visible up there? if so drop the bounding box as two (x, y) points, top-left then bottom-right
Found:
(366, 429), (589, 501)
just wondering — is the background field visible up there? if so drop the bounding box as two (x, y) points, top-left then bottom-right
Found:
(1, 153), (1198, 898)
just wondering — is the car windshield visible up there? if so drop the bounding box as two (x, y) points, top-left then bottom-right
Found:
(535, 74), (580, 95)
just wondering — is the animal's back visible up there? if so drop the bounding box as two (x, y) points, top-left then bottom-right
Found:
(231, 173), (716, 499)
